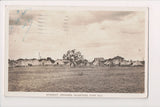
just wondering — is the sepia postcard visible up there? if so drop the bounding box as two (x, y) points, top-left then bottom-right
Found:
(5, 6), (148, 98)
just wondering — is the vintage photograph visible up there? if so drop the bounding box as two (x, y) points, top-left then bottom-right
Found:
(5, 6), (148, 97)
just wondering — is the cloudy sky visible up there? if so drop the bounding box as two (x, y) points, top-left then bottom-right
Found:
(9, 8), (146, 61)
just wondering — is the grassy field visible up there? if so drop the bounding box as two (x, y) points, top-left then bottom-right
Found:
(8, 66), (144, 93)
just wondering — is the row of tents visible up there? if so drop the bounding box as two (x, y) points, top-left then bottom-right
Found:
(8, 56), (144, 67)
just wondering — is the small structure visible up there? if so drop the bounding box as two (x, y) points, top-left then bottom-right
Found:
(112, 56), (124, 66)
(15, 59), (41, 67)
(132, 61), (143, 67)
(92, 57), (105, 66)
(39, 59), (54, 66)
(16, 59), (29, 67)
(53, 59), (65, 66)
(13, 58), (54, 67)
(30, 59), (40, 66)
(120, 60), (132, 66)
(104, 59), (113, 67)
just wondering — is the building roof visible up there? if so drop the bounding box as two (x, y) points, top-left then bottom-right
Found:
(112, 56), (124, 60)
(94, 57), (104, 60)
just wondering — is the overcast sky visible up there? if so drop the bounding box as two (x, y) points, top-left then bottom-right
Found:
(9, 8), (146, 61)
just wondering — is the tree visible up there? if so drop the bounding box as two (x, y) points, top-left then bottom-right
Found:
(47, 57), (55, 63)
(63, 49), (85, 67)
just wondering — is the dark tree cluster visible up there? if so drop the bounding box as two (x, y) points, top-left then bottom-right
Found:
(63, 49), (87, 67)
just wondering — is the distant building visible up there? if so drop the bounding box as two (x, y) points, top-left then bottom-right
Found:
(15, 59), (41, 67)
(16, 59), (30, 67)
(120, 60), (132, 66)
(53, 59), (68, 66)
(132, 61), (143, 67)
(112, 56), (124, 66)
(92, 57), (105, 66)
(30, 59), (40, 66)
(8, 56), (145, 68)
(39, 59), (53, 66)
(9, 58), (55, 67)
(104, 59), (113, 66)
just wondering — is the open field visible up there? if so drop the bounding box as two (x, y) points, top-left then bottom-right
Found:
(8, 66), (144, 93)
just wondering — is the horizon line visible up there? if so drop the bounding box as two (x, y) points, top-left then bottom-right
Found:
(8, 56), (145, 61)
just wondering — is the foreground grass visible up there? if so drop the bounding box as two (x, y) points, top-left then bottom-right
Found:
(9, 66), (144, 93)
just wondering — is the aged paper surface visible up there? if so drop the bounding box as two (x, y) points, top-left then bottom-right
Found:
(5, 6), (148, 97)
